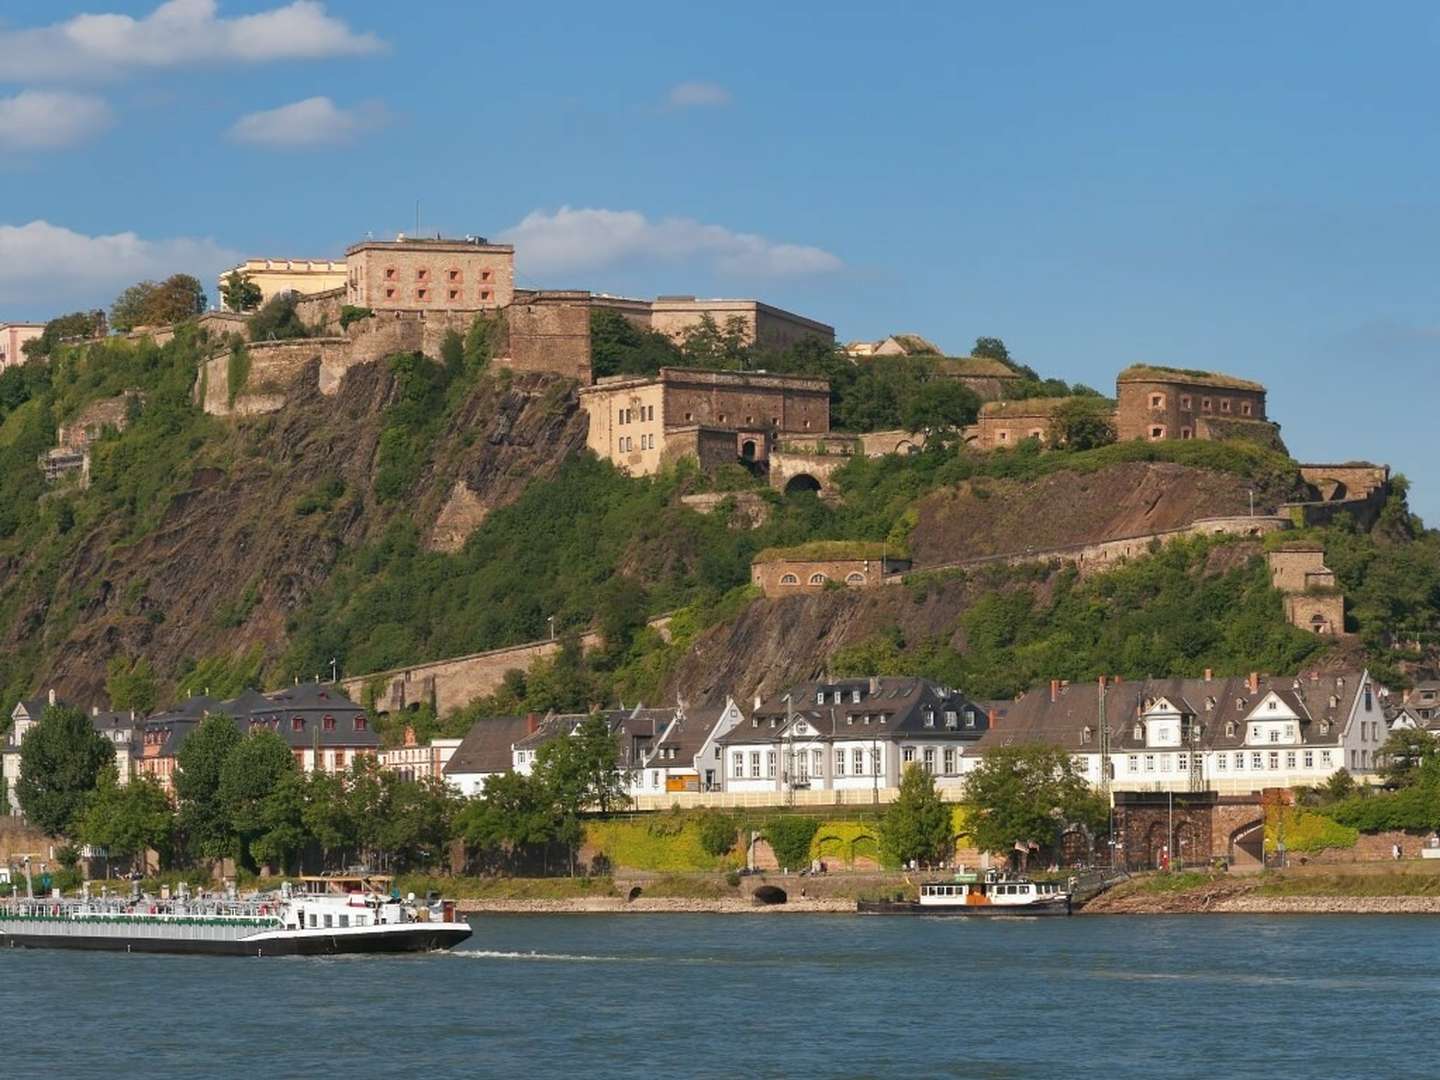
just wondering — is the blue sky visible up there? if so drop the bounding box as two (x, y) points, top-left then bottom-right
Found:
(2, 1), (1438, 518)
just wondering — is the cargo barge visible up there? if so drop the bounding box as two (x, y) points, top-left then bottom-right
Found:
(0, 875), (472, 956)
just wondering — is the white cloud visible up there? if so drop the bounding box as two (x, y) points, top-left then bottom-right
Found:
(0, 0), (383, 82)
(228, 96), (387, 147)
(666, 81), (732, 108)
(500, 207), (843, 278)
(0, 220), (241, 307)
(0, 91), (113, 150)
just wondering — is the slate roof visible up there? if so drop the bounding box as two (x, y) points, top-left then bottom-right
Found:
(975, 671), (1372, 754)
(719, 678), (985, 745)
(513, 707), (672, 769)
(654, 705), (730, 765)
(444, 716), (535, 777)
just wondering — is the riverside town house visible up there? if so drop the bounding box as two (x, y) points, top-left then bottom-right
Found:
(717, 677), (988, 797)
(973, 670), (1386, 794)
(3, 691), (141, 815)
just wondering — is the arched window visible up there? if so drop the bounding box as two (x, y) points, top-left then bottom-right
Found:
(809, 573), (827, 585)
(845, 572), (865, 585)
(779, 573), (799, 585)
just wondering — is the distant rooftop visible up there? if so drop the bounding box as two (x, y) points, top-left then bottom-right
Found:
(346, 234), (513, 254)
(1117, 364), (1265, 392)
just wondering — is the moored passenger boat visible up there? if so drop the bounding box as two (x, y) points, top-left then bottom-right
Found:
(0, 875), (472, 956)
(857, 870), (1071, 916)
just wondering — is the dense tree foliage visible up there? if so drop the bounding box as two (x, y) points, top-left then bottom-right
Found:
(16, 705), (115, 836)
(247, 291), (313, 341)
(220, 271), (263, 313)
(1050, 396), (1118, 450)
(960, 744), (1107, 857)
(22, 311), (107, 359)
(76, 768), (174, 863)
(110, 275), (207, 331)
(175, 714), (245, 860)
(879, 765), (953, 867)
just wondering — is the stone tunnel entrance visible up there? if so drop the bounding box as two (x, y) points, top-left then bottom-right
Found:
(784, 473), (822, 495)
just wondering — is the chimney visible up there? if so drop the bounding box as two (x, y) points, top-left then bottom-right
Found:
(1403, 687), (1412, 704)
(1113, 675), (1122, 685)
(987, 707), (998, 729)
(1203, 668), (1212, 683)
(526, 712), (541, 735)
(753, 693), (763, 712)
(1248, 672), (1260, 694)
(92, 705), (99, 716)
(48, 688), (56, 707)
(1049, 679), (1059, 703)
(1098, 675), (1107, 691)
(869, 675), (880, 694)
(403, 725), (416, 747)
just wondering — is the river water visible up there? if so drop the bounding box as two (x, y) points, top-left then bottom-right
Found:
(4, 914), (1434, 1079)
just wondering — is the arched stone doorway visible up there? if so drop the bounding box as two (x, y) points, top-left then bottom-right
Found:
(784, 473), (822, 495)
(740, 439), (757, 461)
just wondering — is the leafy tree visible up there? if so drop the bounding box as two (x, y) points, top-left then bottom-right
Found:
(217, 730), (299, 870)
(175, 714), (245, 860)
(250, 770), (309, 872)
(971, 337), (1010, 362)
(589, 309), (681, 379)
(220, 271), (263, 313)
(1379, 728), (1437, 788)
(457, 770), (555, 857)
(248, 291), (312, 341)
(105, 656), (159, 714)
(960, 743), (1107, 857)
(16, 705), (115, 836)
(440, 329), (466, 381)
(300, 768), (355, 869)
(534, 714), (630, 872)
(900, 380), (980, 434)
(110, 281), (160, 332)
(374, 776), (461, 872)
(75, 768), (174, 866)
(23, 310), (106, 359)
(879, 764), (953, 867)
(1322, 767), (1357, 802)
(678, 314), (751, 369)
(147, 274), (207, 324)
(1051, 396), (1117, 450)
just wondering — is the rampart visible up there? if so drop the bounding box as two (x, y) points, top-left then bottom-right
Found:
(341, 614), (673, 716)
(889, 514), (1293, 583)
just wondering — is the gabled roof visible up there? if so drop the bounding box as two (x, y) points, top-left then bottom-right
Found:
(976, 672), (1370, 754)
(444, 716), (535, 776)
(720, 678), (984, 745)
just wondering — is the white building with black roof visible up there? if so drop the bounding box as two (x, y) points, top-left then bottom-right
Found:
(716, 676), (987, 796)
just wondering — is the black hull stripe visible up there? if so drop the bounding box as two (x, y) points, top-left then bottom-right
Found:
(1, 927), (472, 956)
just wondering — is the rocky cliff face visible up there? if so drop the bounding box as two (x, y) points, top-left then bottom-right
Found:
(7, 362), (586, 703)
(906, 461), (1298, 567)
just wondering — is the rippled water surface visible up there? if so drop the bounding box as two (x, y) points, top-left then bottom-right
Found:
(6, 914), (1436, 1078)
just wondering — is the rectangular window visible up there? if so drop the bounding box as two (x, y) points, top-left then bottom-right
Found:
(943, 748), (956, 774)
(766, 751), (776, 778)
(1180, 395), (1192, 410)
(1250, 752), (1262, 770)
(448, 290), (459, 301)
(1202, 397), (1212, 411)
(902, 747), (915, 764)
(1241, 401), (1252, 416)
(447, 269), (460, 282)
(323, 716), (336, 732)
(1144, 754), (1155, 772)
(416, 268), (429, 281)
(750, 751), (761, 779)
(1217, 754), (1227, 771)
(1269, 752), (1280, 769)
(1220, 399), (1232, 413)
(869, 748), (880, 775)
(416, 288), (429, 301)
(1127, 754), (1138, 773)
(1150, 394), (1163, 408)
(1269, 730), (1279, 743)
(851, 688), (861, 703)
(853, 748), (864, 774)
(1177, 753), (1188, 771)
(1321, 750), (1332, 766)
(812, 749), (823, 775)
(1304, 751), (1314, 768)
(292, 718), (303, 731)
(324, 914), (333, 929)
(1285, 752), (1296, 769)
(923, 748), (936, 773)
(732, 752), (744, 778)
(385, 267), (397, 280)
(835, 750), (845, 776)
(338, 915), (350, 928)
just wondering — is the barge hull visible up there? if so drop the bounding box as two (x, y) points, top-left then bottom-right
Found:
(856, 899), (1072, 917)
(1, 925), (472, 956)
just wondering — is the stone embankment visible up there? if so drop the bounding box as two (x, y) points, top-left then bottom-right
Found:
(455, 897), (854, 915)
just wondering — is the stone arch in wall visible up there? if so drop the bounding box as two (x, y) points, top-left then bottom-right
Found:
(1143, 822), (1169, 868)
(1229, 819), (1264, 866)
(740, 439), (758, 461)
(845, 572), (866, 585)
(785, 473), (823, 495)
(780, 573), (799, 586)
(809, 572), (828, 585)
(1060, 826), (1094, 866)
(1173, 820), (1201, 869)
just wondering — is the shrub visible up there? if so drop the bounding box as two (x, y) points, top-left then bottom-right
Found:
(226, 344), (251, 408)
(339, 305), (373, 330)
(697, 811), (738, 857)
(1265, 807), (1358, 853)
(764, 816), (821, 870)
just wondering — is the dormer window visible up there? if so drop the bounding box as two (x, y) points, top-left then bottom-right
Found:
(1133, 723), (1143, 740)
(815, 691), (824, 705)
(965, 710), (976, 728)
(832, 690), (842, 704)
(846, 715), (853, 725)
(292, 717), (304, 732)
(1205, 697), (1216, 711)
(1226, 721), (1236, 737)
(1081, 726), (1092, 745)
(751, 717), (758, 727)
(923, 711), (935, 728)
(944, 710), (958, 729)
(851, 688), (861, 703)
